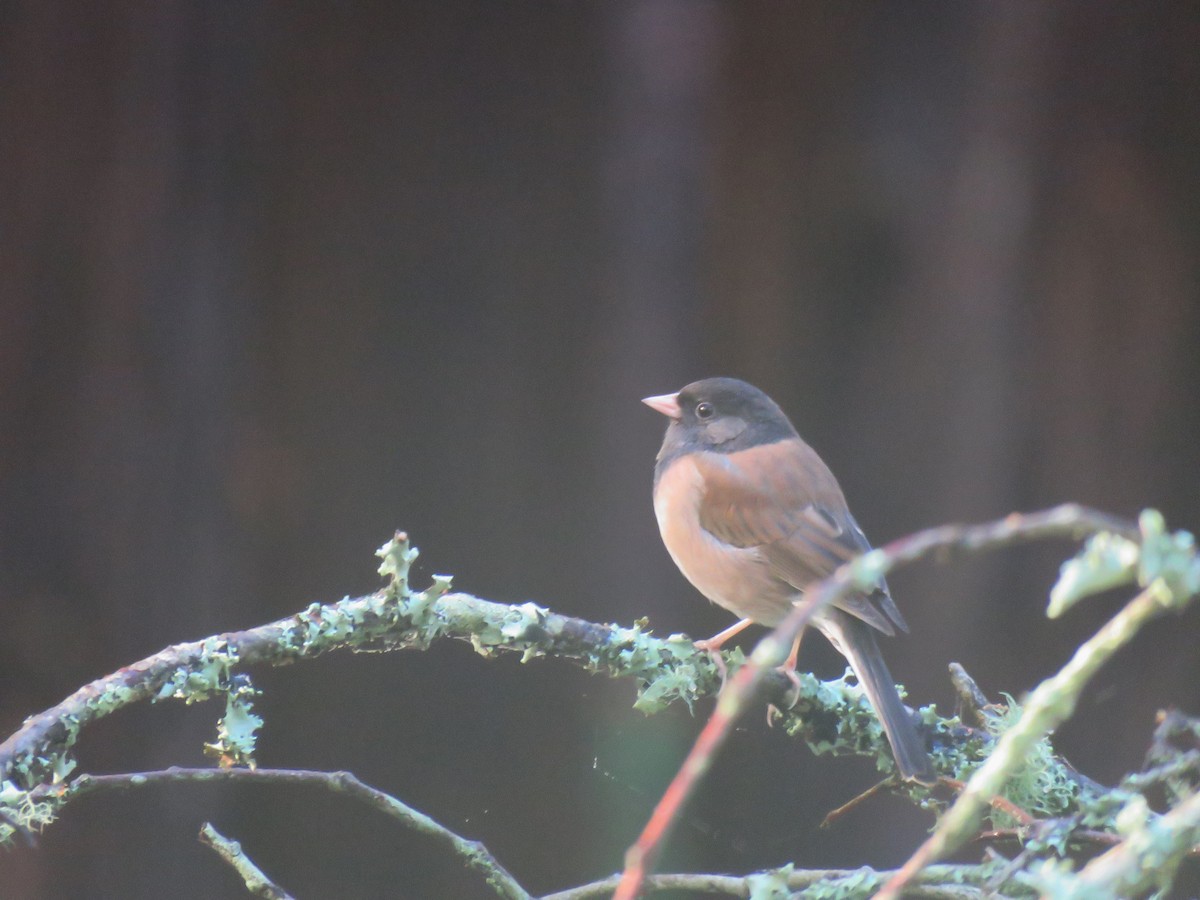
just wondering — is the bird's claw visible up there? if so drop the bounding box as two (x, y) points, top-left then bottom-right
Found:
(765, 667), (804, 726)
(695, 641), (729, 689)
(779, 664), (803, 709)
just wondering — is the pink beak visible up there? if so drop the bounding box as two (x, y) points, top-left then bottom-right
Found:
(641, 392), (682, 420)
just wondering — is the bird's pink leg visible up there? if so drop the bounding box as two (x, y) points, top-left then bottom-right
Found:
(780, 629), (806, 701)
(693, 617), (754, 652)
(782, 630), (804, 675)
(766, 630), (807, 723)
(693, 618), (754, 686)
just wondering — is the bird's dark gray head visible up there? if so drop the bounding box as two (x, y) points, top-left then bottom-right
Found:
(643, 377), (798, 475)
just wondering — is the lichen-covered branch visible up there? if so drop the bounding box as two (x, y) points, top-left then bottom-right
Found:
(0, 526), (1100, 849)
(878, 510), (1200, 898)
(1, 507), (1196, 900)
(0, 534), (719, 814)
(1058, 786), (1200, 897)
(612, 504), (1148, 900)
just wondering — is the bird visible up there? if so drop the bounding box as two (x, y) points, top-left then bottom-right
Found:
(643, 377), (934, 784)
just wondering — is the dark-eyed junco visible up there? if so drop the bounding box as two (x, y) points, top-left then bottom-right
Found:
(643, 377), (934, 784)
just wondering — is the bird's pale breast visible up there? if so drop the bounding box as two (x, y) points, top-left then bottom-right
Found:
(654, 454), (796, 626)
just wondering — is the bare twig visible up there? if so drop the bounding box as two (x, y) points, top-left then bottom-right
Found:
(819, 777), (892, 829)
(613, 504), (1138, 899)
(57, 767), (531, 900)
(973, 825), (1130, 852)
(939, 777), (1035, 826)
(199, 822), (294, 900)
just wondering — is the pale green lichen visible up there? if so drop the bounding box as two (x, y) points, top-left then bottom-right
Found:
(1113, 793), (1152, 837)
(1024, 787), (1200, 899)
(970, 695), (1081, 824)
(747, 862), (797, 899)
(154, 638), (239, 704)
(632, 658), (705, 714)
(740, 859), (1026, 900)
(0, 779), (62, 846)
(280, 536), (456, 659)
(1022, 857), (1079, 898)
(377, 531), (420, 597)
(1048, 532), (1139, 618)
(154, 639), (263, 768)
(778, 669), (906, 772)
(203, 676), (264, 769)
(622, 633), (718, 714)
(394, 575), (453, 650)
(1136, 509), (1200, 604)
(87, 684), (139, 717)
(791, 867), (881, 900)
(1046, 506), (1197, 621)
(469, 601), (547, 657)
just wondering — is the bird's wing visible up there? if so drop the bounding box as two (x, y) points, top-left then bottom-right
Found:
(692, 441), (906, 635)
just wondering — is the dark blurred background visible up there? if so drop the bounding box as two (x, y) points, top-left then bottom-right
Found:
(2, 2), (1199, 898)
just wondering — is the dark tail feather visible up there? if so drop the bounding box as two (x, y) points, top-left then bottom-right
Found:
(821, 609), (936, 785)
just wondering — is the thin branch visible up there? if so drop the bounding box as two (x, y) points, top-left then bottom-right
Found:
(542, 863), (1007, 899)
(939, 778), (1035, 826)
(819, 777), (892, 829)
(42, 770), (1021, 900)
(973, 825), (1125, 851)
(199, 822), (294, 900)
(612, 504), (1137, 899)
(58, 767), (531, 900)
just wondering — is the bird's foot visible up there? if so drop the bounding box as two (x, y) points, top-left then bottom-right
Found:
(765, 667), (804, 726)
(694, 640), (729, 689)
(778, 664), (803, 709)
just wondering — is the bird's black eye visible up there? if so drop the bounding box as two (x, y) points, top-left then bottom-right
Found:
(695, 401), (714, 420)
